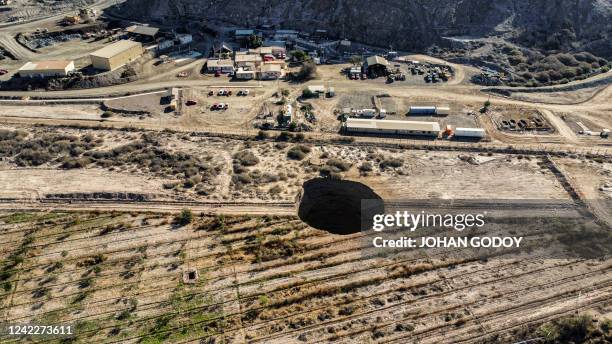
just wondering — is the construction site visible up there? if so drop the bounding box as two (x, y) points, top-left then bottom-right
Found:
(0, 0), (610, 343)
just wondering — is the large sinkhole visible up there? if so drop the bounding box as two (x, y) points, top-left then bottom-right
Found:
(298, 178), (384, 235)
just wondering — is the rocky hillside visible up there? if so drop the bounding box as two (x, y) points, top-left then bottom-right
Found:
(120, 0), (612, 57)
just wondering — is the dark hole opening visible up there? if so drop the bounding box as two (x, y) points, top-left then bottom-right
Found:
(298, 178), (384, 235)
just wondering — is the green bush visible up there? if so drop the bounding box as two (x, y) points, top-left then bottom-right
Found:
(359, 162), (373, 173)
(233, 150), (259, 166)
(287, 145), (311, 160)
(295, 61), (317, 81)
(325, 158), (351, 172)
(256, 130), (269, 140)
(174, 209), (193, 226)
(380, 157), (403, 169)
(302, 88), (315, 98)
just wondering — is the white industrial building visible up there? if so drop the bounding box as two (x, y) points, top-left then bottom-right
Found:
(90, 40), (144, 71)
(259, 64), (282, 79)
(18, 60), (75, 78)
(235, 54), (263, 68)
(345, 118), (440, 136)
(235, 68), (255, 80)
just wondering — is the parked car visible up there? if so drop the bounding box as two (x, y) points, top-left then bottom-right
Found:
(177, 71), (189, 78)
(0, 69), (8, 75)
(227, 90), (232, 96)
(218, 89), (227, 96)
(208, 90), (214, 96)
(185, 100), (197, 106)
(211, 103), (219, 110)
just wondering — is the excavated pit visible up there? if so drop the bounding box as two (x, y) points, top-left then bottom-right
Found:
(298, 178), (384, 235)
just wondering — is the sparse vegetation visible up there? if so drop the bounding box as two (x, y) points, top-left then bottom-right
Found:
(233, 149), (260, 166)
(174, 209), (193, 226)
(287, 145), (312, 160)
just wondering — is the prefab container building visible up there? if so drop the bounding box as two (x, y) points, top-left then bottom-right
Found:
(206, 59), (235, 73)
(90, 40), (144, 71)
(351, 109), (377, 118)
(235, 68), (255, 80)
(454, 127), (486, 138)
(259, 64), (282, 79)
(345, 118), (440, 136)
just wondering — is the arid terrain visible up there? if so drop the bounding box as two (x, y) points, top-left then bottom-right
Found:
(0, 0), (610, 343)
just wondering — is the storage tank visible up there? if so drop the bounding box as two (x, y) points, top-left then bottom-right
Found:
(409, 106), (436, 115)
(454, 128), (486, 138)
(435, 107), (450, 116)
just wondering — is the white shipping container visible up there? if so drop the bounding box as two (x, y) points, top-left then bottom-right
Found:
(435, 107), (450, 115)
(454, 127), (486, 138)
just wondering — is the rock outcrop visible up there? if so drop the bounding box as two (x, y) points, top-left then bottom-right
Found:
(118, 0), (612, 57)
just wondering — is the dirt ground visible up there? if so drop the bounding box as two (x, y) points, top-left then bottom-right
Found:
(553, 157), (612, 226)
(0, 125), (584, 205)
(0, 210), (608, 344)
(360, 152), (568, 200)
(0, 168), (168, 199)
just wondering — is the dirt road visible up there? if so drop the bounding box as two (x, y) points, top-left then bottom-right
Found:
(0, 199), (297, 215)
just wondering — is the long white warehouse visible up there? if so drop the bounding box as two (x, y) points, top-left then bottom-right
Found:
(345, 118), (440, 136)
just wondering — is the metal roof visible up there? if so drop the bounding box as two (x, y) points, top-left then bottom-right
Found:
(90, 40), (142, 59)
(275, 30), (299, 34)
(260, 64), (281, 72)
(346, 118), (440, 132)
(207, 59), (234, 67)
(235, 54), (262, 62)
(307, 85), (325, 93)
(126, 25), (159, 37)
(19, 60), (73, 71)
(366, 55), (389, 66)
(235, 29), (254, 36)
